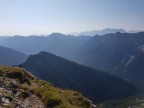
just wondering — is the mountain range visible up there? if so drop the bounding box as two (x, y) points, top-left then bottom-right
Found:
(1, 32), (144, 85)
(0, 33), (91, 59)
(70, 28), (126, 36)
(73, 32), (144, 79)
(0, 31), (144, 106)
(22, 51), (141, 103)
(1, 32), (144, 83)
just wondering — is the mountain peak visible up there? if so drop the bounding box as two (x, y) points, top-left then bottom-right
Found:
(48, 33), (66, 37)
(22, 52), (141, 103)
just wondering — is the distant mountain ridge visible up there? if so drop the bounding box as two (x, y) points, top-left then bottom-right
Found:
(0, 31), (144, 105)
(0, 33), (91, 59)
(1, 32), (144, 81)
(22, 51), (141, 103)
(0, 46), (28, 66)
(66, 31), (144, 91)
(70, 28), (126, 36)
(73, 32), (144, 80)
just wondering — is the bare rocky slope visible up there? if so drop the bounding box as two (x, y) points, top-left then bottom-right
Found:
(0, 65), (95, 108)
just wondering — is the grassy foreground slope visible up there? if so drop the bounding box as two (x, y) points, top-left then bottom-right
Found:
(0, 65), (94, 108)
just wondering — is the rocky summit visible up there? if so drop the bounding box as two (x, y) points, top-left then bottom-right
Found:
(0, 65), (95, 108)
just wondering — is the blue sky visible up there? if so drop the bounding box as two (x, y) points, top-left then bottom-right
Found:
(0, 0), (144, 35)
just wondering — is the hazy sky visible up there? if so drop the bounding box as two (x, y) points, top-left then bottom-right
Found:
(0, 0), (144, 35)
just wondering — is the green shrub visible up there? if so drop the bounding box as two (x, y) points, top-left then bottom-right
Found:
(6, 104), (15, 108)
(5, 67), (30, 84)
(46, 98), (62, 108)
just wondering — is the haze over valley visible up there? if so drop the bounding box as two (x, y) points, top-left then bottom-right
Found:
(0, 0), (144, 108)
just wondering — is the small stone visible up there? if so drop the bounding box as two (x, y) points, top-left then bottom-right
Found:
(2, 97), (10, 105)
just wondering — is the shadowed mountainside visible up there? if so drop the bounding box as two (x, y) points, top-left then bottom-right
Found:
(22, 51), (141, 103)
(73, 32), (144, 78)
(0, 46), (27, 66)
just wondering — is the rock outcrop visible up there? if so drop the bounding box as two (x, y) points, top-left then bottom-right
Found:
(0, 65), (94, 108)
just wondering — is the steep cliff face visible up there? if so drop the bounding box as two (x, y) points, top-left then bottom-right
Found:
(0, 65), (94, 108)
